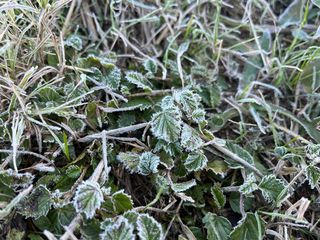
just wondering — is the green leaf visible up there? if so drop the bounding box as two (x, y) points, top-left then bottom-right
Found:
(173, 89), (202, 117)
(18, 185), (52, 219)
(138, 152), (160, 175)
(65, 34), (83, 51)
(37, 87), (61, 103)
(171, 179), (196, 193)
(278, 0), (305, 28)
(123, 210), (139, 226)
(112, 190), (134, 213)
(0, 169), (34, 190)
(231, 213), (265, 240)
(239, 173), (258, 195)
(143, 59), (158, 74)
(258, 175), (287, 203)
(225, 142), (254, 169)
(66, 165), (81, 179)
(312, 0), (320, 8)
(180, 124), (204, 151)
(125, 71), (152, 91)
(105, 66), (121, 90)
(151, 108), (182, 143)
(100, 217), (135, 240)
(73, 180), (104, 219)
(117, 152), (140, 173)
(200, 84), (221, 108)
(137, 214), (163, 240)
(184, 151), (208, 172)
(203, 213), (232, 240)
(306, 165), (320, 189)
(211, 184), (226, 209)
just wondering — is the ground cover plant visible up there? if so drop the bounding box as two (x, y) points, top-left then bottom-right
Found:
(1, 0), (320, 239)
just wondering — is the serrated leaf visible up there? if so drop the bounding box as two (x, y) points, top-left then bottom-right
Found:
(225, 142), (254, 169)
(258, 175), (287, 203)
(66, 165), (81, 179)
(173, 89), (201, 117)
(143, 59), (158, 74)
(125, 71), (152, 91)
(191, 108), (206, 124)
(123, 210), (139, 226)
(154, 140), (183, 157)
(137, 214), (163, 240)
(231, 213), (265, 240)
(203, 213), (232, 240)
(0, 169), (34, 190)
(184, 151), (208, 172)
(100, 217), (135, 240)
(180, 124), (204, 151)
(306, 165), (320, 189)
(112, 190), (133, 213)
(200, 84), (221, 108)
(18, 185), (52, 219)
(151, 108), (182, 143)
(211, 184), (226, 209)
(160, 96), (175, 110)
(37, 87), (61, 103)
(117, 152), (140, 173)
(73, 180), (104, 219)
(138, 152), (160, 175)
(206, 160), (229, 176)
(171, 179), (196, 193)
(105, 66), (121, 90)
(239, 173), (258, 195)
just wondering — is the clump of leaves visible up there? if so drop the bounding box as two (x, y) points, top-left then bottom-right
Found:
(1, 0), (320, 239)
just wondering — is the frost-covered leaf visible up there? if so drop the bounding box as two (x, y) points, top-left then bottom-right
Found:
(66, 165), (81, 179)
(206, 160), (229, 176)
(200, 84), (221, 108)
(171, 179), (196, 193)
(125, 71), (152, 91)
(160, 96), (175, 110)
(191, 108), (206, 124)
(173, 89), (201, 117)
(151, 108), (182, 143)
(211, 184), (226, 209)
(258, 175), (287, 203)
(306, 144), (320, 161)
(37, 86), (61, 103)
(138, 152), (160, 175)
(143, 59), (158, 74)
(239, 173), (258, 195)
(137, 214), (163, 240)
(0, 169), (34, 190)
(306, 165), (320, 189)
(184, 151), (208, 172)
(180, 124), (204, 151)
(73, 180), (104, 219)
(225, 142), (254, 169)
(100, 217), (134, 240)
(313, 0), (320, 8)
(154, 140), (183, 157)
(77, 54), (115, 69)
(65, 34), (83, 51)
(278, 0), (305, 28)
(123, 210), (139, 226)
(112, 190), (133, 213)
(18, 185), (52, 219)
(230, 213), (265, 240)
(117, 152), (140, 173)
(203, 213), (232, 240)
(105, 66), (121, 90)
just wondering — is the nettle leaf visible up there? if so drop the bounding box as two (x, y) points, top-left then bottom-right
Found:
(203, 213), (232, 240)
(191, 108), (206, 124)
(184, 151), (208, 172)
(65, 34), (83, 51)
(231, 213), (265, 240)
(160, 96), (175, 110)
(306, 165), (320, 189)
(77, 54), (114, 69)
(239, 173), (258, 195)
(173, 89), (202, 117)
(143, 59), (158, 74)
(100, 217), (135, 240)
(258, 175), (287, 203)
(306, 144), (320, 161)
(105, 66), (121, 90)
(37, 86), (61, 103)
(125, 71), (152, 91)
(180, 124), (204, 151)
(211, 184), (226, 209)
(18, 185), (52, 219)
(0, 169), (34, 190)
(151, 108), (182, 143)
(117, 152), (140, 173)
(171, 179), (197, 193)
(123, 210), (139, 226)
(138, 152), (160, 175)
(112, 190), (134, 213)
(73, 180), (104, 219)
(154, 140), (183, 157)
(225, 142), (254, 169)
(66, 165), (81, 179)
(137, 214), (163, 240)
